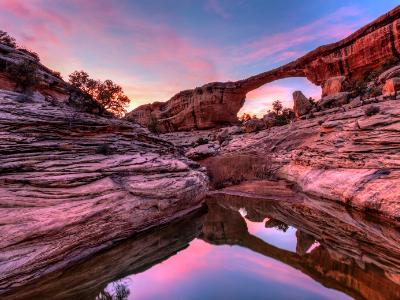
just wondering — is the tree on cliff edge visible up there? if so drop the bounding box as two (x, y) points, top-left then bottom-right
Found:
(68, 71), (130, 117)
(0, 30), (16, 48)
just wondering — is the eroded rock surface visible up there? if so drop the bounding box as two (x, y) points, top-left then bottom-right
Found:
(0, 89), (208, 291)
(207, 95), (400, 219)
(126, 5), (400, 132)
(293, 91), (313, 117)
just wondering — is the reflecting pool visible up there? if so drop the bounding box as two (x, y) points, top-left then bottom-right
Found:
(3, 184), (400, 300)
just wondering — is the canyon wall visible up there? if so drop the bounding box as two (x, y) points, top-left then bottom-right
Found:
(0, 90), (208, 289)
(126, 5), (400, 132)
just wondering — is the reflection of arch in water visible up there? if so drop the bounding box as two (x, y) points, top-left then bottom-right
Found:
(201, 195), (400, 300)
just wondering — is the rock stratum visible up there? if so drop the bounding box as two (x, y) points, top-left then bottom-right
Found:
(0, 88), (208, 291)
(126, 5), (400, 132)
(201, 94), (400, 219)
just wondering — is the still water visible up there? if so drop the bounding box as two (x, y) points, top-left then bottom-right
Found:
(5, 190), (400, 300)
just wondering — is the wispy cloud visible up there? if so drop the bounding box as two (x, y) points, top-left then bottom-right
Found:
(205, 0), (231, 19)
(0, 1), (372, 114)
(228, 6), (367, 65)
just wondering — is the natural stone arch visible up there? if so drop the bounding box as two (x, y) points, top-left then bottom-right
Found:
(125, 6), (400, 132)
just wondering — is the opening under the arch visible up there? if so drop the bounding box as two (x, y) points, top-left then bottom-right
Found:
(238, 78), (321, 118)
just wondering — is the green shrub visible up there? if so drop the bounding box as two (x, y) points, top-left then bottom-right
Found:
(148, 115), (159, 133)
(365, 105), (380, 116)
(196, 137), (209, 145)
(203, 154), (272, 188)
(6, 61), (39, 92)
(368, 86), (382, 97)
(0, 30), (16, 48)
(352, 80), (367, 97)
(18, 47), (40, 62)
(274, 108), (295, 126)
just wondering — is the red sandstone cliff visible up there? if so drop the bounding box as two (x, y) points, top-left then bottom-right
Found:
(126, 5), (400, 132)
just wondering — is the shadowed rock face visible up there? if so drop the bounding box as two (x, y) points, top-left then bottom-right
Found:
(0, 89), (208, 292)
(126, 5), (400, 132)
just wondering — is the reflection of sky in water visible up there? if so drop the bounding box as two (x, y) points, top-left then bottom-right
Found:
(246, 218), (297, 252)
(117, 220), (351, 300)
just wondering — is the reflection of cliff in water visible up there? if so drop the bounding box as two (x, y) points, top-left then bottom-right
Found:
(1, 209), (206, 300)
(204, 189), (400, 300)
(2, 184), (400, 300)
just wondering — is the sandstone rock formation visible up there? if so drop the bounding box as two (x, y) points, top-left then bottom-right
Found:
(0, 43), (108, 115)
(204, 93), (400, 219)
(185, 142), (220, 160)
(317, 92), (350, 109)
(378, 65), (400, 83)
(321, 76), (348, 97)
(0, 89), (208, 291)
(292, 91), (313, 117)
(126, 5), (400, 132)
(242, 118), (265, 133)
(382, 77), (400, 95)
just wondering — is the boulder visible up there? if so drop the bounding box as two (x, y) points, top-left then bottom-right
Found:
(185, 143), (220, 160)
(322, 76), (348, 97)
(318, 92), (350, 109)
(382, 77), (400, 95)
(225, 125), (243, 135)
(262, 112), (277, 127)
(242, 119), (265, 133)
(293, 91), (313, 117)
(217, 128), (231, 144)
(378, 65), (400, 83)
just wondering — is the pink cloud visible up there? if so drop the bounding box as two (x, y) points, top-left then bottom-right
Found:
(0, 1), (368, 116)
(0, 0), (70, 32)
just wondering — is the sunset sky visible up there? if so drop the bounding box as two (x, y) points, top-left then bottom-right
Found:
(0, 0), (398, 116)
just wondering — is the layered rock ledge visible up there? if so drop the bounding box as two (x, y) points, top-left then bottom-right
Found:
(203, 96), (400, 219)
(0, 89), (208, 291)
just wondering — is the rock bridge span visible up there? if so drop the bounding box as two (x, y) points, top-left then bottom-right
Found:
(125, 5), (400, 132)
